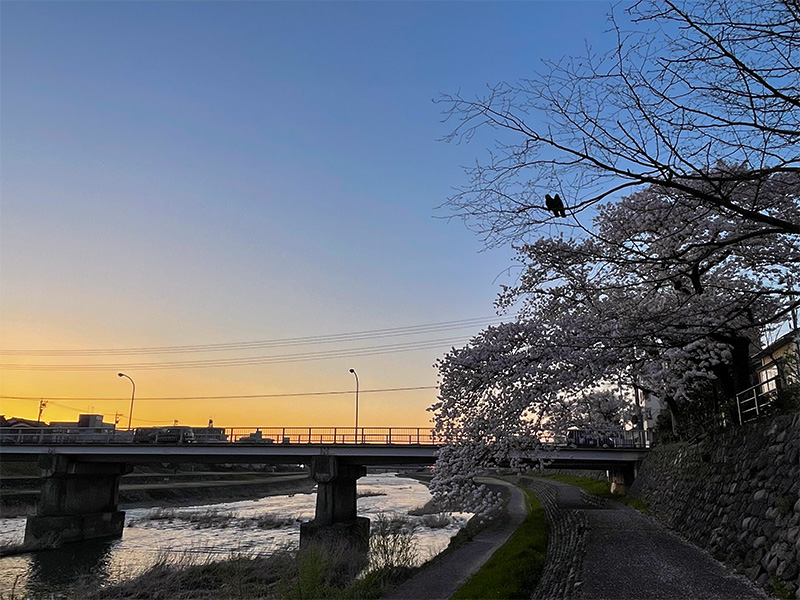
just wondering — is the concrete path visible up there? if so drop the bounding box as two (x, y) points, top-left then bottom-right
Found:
(385, 478), (527, 600)
(581, 500), (770, 600)
(522, 477), (771, 600)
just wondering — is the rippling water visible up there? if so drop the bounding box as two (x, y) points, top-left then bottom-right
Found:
(0, 473), (470, 596)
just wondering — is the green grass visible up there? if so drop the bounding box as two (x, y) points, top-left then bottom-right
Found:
(451, 488), (548, 600)
(538, 474), (649, 513)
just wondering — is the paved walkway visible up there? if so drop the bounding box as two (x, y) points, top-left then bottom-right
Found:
(386, 477), (769, 600)
(385, 478), (527, 600)
(521, 477), (770, 600)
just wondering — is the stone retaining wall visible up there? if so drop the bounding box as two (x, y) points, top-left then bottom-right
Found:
(630, 413), (800, 597)
(519, 477), (588, 600)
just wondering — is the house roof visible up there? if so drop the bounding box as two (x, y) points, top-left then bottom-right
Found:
(0, 415), (46, 428)
(754, 327), (800, 360)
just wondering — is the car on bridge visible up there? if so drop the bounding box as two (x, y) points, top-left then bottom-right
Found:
(235, 429), (275, 444)
(193, 427), (228, 443)
(565, 428), (615, 448)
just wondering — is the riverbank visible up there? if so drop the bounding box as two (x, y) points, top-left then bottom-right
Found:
(0, 471), (315, 517)
(78, 474), (517, 600)
(0, 472), (471, 599)
(385, 478), (529, 600)
(118, 472), (316, 510)
(0, 472), (318, 558)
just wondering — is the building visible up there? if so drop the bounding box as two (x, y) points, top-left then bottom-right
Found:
(49, 413), (117, 442)
(753, 327), (800, 392)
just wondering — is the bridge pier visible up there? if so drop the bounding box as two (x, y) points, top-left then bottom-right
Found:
(300, 456), (370, 552)
(24, 455), (131, 547)
(608, 464), (637, 495)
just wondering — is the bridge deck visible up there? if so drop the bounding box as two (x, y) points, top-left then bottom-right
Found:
(0, 443), (440, 466)
(1, 443), (647, 468)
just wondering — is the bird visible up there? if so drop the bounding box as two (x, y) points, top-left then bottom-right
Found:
(545, 193), (567, 218)
(689, 262), (703, 295)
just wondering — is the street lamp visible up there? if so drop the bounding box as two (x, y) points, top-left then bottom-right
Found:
(349, 368), (359, 440)
(118, 373), (136, 430)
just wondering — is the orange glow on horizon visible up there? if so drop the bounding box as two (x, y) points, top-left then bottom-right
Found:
(0, 360), (438, 431)
(0, 312), (444, 430)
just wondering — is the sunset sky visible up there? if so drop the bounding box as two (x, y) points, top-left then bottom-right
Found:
(1, 1), (617, 429)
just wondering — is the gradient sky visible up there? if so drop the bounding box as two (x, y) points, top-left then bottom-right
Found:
(1, 1), (617, 429)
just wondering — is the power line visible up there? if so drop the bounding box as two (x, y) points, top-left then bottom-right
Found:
(20, 399), (189, 425)
(0, 386), (438, 402)
(0, 335), (472, 371)
(0, 316), (505, 357)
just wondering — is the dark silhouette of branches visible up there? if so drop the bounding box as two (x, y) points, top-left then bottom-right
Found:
(439, 0), (800, 248)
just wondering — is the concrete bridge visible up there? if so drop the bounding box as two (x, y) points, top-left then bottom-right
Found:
(0, 426), (649, 549)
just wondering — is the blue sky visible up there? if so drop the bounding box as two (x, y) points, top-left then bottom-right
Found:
(1, 1), (617, 427)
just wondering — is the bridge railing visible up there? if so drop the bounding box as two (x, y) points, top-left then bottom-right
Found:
(0, 426), (652, 448)
(0, 426), (122, 445)
(537, 428), (653, 449)
(219, 427), (439, 445)
(0, 426), (439, 446)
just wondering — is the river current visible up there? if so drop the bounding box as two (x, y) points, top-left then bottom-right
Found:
(0, 473), (470, 596)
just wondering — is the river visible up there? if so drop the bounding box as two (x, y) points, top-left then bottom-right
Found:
(0, 473), (470, 596)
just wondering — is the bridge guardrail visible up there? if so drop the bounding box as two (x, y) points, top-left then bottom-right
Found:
(0, 426), (653, 448)
(225, 427), (439, 445)
(0, 426), (440, 446)
(537, 428), (653, 449)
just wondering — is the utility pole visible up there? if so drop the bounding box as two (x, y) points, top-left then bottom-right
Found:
(37, 399), (47, 423)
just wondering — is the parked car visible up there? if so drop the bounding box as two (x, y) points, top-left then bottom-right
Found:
(193, 427), (228, 443)
(565, 429), (615, 448)
(235, 429), (274, 444)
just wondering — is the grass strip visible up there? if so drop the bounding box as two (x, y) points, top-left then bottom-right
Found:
(538, 474), (649, 512)
(450, 488), (548, 600)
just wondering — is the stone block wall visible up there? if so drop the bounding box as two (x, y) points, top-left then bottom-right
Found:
(630, 413), (800, 597)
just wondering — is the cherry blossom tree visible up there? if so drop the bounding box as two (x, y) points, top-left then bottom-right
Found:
(430, 0), (800, 512)
(429, 177), (799, 511)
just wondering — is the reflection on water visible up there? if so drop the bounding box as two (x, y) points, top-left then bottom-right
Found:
(27, 539), (116, 592)
(0, 473), (469, 595)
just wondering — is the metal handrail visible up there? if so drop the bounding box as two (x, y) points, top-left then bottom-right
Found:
(736, 375), (781, 424)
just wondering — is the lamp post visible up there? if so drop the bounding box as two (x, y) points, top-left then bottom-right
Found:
(118, 373), (135, 430)
(349, 368), (359, 442)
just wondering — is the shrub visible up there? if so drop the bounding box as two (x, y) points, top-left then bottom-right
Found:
(369, 514), (418, 571)
(420, 513), (451, 529)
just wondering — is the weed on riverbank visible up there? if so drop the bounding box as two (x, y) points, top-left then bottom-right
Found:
(356, 491), (387, 499)
(127, 507), (298, 530)
(37, 515), (421, 600)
